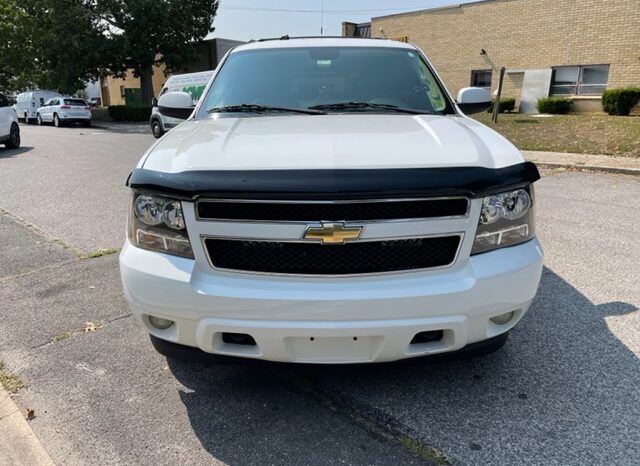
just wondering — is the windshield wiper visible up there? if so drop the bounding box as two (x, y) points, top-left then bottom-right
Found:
(207, 104), (326, 115)
(308, 101), (429, 115)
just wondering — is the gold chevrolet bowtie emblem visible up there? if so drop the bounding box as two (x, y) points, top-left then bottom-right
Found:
(304, 223), (363, 245)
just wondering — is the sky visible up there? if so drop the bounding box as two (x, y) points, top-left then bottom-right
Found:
(211, 0), (483, 41)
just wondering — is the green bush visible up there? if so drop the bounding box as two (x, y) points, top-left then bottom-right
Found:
(487, 97), (516, 113)
(90, 107), (111, 122)
(602, 87), (640, 116)
(537, 97), (572, 114)
(107, 105), (152, 122)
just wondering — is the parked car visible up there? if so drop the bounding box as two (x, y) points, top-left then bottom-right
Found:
(88, 97), (101, 108)
(36, 97), (92, 127)
(16, 90), (62, 124)
(120, 38), (543, 364)
(150, 70), (214, 138)
(0, 92), (20, 148)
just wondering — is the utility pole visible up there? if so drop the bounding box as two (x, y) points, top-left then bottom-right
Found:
(492, 66), (506, 123)
(320, 0), (324, 36)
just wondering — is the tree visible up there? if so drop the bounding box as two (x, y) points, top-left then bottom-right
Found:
(0, 0), (33, 91)
(0, 0), (113, 94)
(92, 0), (219, 104)
(1, 0), (218, 100)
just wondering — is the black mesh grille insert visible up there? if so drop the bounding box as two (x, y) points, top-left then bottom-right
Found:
(205, 236), (461, 275)
(197, 198), (468, 222)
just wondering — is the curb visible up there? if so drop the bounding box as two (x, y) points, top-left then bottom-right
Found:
(531, 161), (640, 177)
(0, 388), (55, 466)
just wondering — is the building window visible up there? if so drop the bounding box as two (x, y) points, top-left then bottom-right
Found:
(391, 35), (409, 43)
(354, 23), (371, 38)
(550, 65), (609, 96)
(471, 70), (492, 88)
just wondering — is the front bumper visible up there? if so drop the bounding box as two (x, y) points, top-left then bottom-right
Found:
(119, 238), (543, 363)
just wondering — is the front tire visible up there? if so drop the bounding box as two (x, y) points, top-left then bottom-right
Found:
(24, 113), (31, 124)
(36, 114), (42, 126)
(151, 120), (164, 138)
(53, 113), (61, 128)
(4, 123), (21, 149)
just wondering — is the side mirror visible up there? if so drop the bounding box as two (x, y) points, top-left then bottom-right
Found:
(456, 87), (491, 115)
(158, 92), (194, 120)
(151, 97), (158, 107)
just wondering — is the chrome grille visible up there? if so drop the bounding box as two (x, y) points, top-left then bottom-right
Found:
(204, 235), (462, 276)
(195, 197), (471, 276)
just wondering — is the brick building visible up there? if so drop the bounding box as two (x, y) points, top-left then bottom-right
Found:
(345, 0), (640, 112)
(99, 38), (243, 106)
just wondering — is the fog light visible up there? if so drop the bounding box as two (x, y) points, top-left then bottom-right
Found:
(148, 316), (174, 330)
(490, 311), (515, 325)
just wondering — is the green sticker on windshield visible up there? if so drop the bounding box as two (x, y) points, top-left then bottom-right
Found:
(317, 59), (332, 67)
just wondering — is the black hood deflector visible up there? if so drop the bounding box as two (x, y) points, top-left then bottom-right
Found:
(127, 162), (540, 200)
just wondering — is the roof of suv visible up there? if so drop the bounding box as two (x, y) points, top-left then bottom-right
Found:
(233, 37), (415, 52)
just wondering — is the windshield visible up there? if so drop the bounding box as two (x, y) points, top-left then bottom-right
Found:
(63, 99), (87, 106)
(199, 46), (453, 116)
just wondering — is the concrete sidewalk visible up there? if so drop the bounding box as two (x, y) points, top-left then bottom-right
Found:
(523, 150), (640, 175)
(0, 389), (54, 466)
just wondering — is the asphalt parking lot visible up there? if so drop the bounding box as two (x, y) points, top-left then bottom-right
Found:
(1, 123), (638, 465)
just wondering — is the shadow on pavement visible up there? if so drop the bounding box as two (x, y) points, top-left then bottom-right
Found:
(90, 123), (150, 135)
(168, 266), (638, 464)
(168, 360), (425, 465)
(0, 146), (33, 158)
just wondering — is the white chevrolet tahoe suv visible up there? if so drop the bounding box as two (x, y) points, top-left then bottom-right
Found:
(120, 38), (543, 364)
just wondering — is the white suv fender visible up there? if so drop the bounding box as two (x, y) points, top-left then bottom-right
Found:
(0, 96), (21, 149)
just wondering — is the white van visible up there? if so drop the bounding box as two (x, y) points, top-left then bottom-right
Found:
(150, 71), (214, 138)
(16, 90), (62, 124)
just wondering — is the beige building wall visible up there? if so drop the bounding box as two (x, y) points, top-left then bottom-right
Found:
(100, 64), (167, 106)
(372, 0), (640, 111)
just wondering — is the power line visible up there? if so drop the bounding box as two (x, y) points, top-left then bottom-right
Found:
(219, 5), (437, 14)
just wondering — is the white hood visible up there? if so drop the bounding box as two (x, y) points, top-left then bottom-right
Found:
(141, 114), (524, 173)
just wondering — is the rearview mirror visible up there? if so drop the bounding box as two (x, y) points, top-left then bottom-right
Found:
(456, 87), (491, 115)
(158, 92), (194, 120)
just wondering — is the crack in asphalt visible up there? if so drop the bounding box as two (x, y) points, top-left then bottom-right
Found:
(0, 258), (80, 283)
(31, 313), (133, 351)
(279, 370), (450, 465)
(0, 207), (85, 257)
(0, 207), (120, 281)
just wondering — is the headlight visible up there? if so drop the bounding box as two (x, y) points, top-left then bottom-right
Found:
(128, 192), (194, 258)
(472, 187), (535, 254)
(162, 201), (186, 230)
(134, 195), (164, 225)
